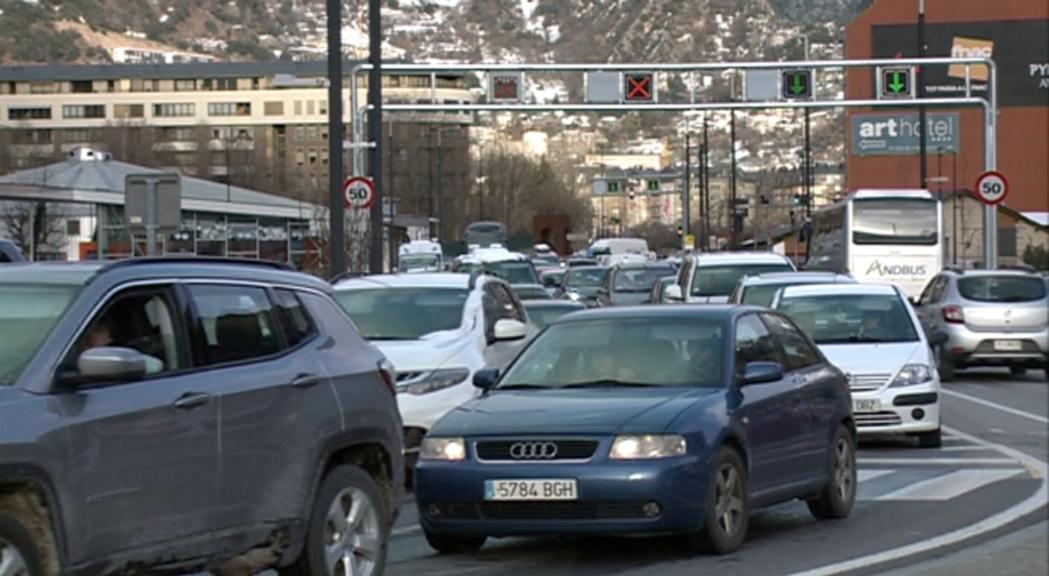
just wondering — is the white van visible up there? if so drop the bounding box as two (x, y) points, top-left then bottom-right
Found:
(666, 252), (796, 304)
(399, 240), (444, 273)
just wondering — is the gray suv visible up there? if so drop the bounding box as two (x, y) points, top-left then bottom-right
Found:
(916, 268), (1048, 381)
(0, 259), (403, 576)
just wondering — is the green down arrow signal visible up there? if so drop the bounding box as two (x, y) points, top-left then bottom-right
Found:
(889, 71), (906, 93)
(791, 74), (806, 95)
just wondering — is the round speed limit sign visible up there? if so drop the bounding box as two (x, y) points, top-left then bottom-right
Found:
(975, 171), (1008, 206)
(343, 176), (376, 210)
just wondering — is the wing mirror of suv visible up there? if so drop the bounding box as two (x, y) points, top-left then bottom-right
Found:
(928, 331), (949, 347)
(493, 319), (528, 342)
(76, 347), (148, 382)
(740, 362), (784, 386)
(473, 368), (500, 390)
(665, 284), (684, 302)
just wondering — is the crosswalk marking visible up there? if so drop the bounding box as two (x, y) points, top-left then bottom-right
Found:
(872, 469), (1023, 501)
(857, 457), (1015, 466)
(857, 469), (895, 482)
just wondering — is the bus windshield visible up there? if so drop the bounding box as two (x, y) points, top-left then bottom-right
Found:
(852, 199), (938, 245)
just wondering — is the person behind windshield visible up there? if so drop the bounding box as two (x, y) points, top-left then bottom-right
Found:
(857, 311), (895, 342)
(588, 345), (638, 383)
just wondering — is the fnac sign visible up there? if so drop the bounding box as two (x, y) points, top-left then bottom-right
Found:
(948, 36), (993, 82)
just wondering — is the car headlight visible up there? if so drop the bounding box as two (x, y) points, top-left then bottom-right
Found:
(610, 435), (687, 460)
(398, 368), (470, 396)
(420, 437), (466, 461)
(890, 364), (934, 387)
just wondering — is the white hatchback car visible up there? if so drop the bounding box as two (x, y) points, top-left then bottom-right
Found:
(773, 283), (943, 448)
(332, 272), (534, 475)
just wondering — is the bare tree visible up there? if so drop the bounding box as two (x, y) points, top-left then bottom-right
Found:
(0, 201), (68, 260)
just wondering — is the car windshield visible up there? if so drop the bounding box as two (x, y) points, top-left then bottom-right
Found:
(400, 254), (440, 271)
(692, 264), (793, 297)
(485, 261), (539, 284)
(334, 288), (468, 340)
(741, 280), (830, 307)
(614, 267), (675, 292)
(777, 293), (918, 344)
(852, 198), (938, 245)
(0, 284), (78, 386)
(525, 305), (582, 330)
(513, 286), (550, 300)
(958, 276), (1046, 303)
(542, 271), (565, 287)
(566, 268), (607, 287)
(533, 255), (560, 267)
(498, 318), (726, 388)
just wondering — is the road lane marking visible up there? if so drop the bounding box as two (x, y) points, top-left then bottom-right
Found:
(874, 469), (1024, 501)
(789, 424), (1047, 576)
(938, 445), (995, 452)
(858, 458), (1015, 465)
(392, 525), (422, 537)
(941, 389), (1049, 425)
(857, 469), (895, 482)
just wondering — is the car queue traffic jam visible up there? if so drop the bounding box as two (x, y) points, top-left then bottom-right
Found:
(0, 193), (1046, 575)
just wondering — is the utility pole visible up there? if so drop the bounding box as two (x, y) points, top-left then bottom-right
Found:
(804, 108), (812, 220)
(683, 133), (691, 248)
(367, 0), (384, 273)
(702, 114), (710, 251)
(918, 0), (928, 189)
(436, 128), (445, 241)
(729, 110), (738, 249)
(387, 121), (395, 265)
(427, 130), (435, 238)
(325, 0), (345, 276)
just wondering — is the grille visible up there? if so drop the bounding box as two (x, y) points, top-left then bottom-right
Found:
(429, 502), (652, 521)
(848, 373), (892, 392)
(475, 440), (599, 462)
(855, 411), (903, 428)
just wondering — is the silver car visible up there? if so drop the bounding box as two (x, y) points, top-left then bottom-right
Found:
(916, 268), (1048, 381)
(729, 271), (856, 307)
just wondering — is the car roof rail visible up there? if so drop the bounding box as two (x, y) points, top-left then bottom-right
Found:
(944, 265), (966, 275)
(996, 263), (1037, 273)
(102, 256), (294, 274)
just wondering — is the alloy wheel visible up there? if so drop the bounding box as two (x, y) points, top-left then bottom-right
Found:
(323, 487), (381, 576)
(834, 437), (855, 503)
(0, 540), (28, 576)
(714, 463), (744, 537)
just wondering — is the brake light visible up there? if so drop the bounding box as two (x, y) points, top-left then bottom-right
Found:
(378, 359), (396, 395)
(943, 305), (965, 324)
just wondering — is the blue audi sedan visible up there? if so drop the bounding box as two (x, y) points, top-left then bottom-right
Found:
(415, 306), (856, 555)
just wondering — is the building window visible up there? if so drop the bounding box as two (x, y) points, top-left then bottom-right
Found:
(175, 79), (196, 91)
(215, 78), (237, 91)
(307, 126), (318, 141)
(264, 101), (284, 116)
(153, 103), (196, 117)
(308, 148), (318, 165)
(202, 79), (213, 90)
(320, 129), (328, 141)
(162, 127), (196, 141)
(208, 102), (252, 116)
(71, 81), (93, 93)
(294, 126), (305, 141)
(66, 220), (81, 236)
(64, 129), (92, 142)
(321, 148), (329, 165)
(8, 107), (52, 120)
(295, 148), (305, 167)
(113, 104), (144, 119)
(319, 100), (328, 115)
(62, 104), (106, 119)
(307, 100), (315, 115)
(294, 100), (302, 116)
(29, 82), (57, 94)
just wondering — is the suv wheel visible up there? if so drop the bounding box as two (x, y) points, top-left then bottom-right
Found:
(936, 347), (956, 382)
(689, 447), (749, 554)
(0, 513), (43, 576)
(423, 531), (487, 554)
(1009, 366), (1027, 377)
(284, 465), (387, 576)
(807, 426), (856, 520)
(917, 427), (943, 449)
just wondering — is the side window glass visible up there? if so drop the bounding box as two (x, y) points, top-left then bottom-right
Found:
(188, 284), (282, 366)
(763, 313), (822, 371)
(497, 284), (525, 322)
(482, 285), (501, 336)
(918, 277), (936, 305)
(931, 278), (947, 303)
(734, 314), (783, 377)
(70, 287), (185, 378)
(274, 289), (317, 348)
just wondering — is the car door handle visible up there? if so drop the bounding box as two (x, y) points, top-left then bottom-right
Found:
(173, 392), (212, 410)
(290, 374), (325, 389)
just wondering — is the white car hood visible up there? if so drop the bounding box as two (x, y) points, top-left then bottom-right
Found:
(372, 330), (473, 372)
(817, 342), (925, 376)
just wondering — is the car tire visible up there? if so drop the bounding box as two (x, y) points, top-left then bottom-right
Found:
(282, 465), (388, 576)
(423, 530), (487, 554)
(1009, 366), (1027, 377)
(0, 512), (44, 576)
(917, 427), (943, 449)
(807, 426), (857, 520)
(936, 347), (956, 382)
(690, 446), (749, 555)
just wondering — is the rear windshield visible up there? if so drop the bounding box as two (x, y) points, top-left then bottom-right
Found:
(958, 276), (1046, 303)
(334, 288), (468, 340)
(692, 264), (794, 297)
(777, 294), (918, 344)
(614, 267), (676, 292)
(485, 261), (539, 284)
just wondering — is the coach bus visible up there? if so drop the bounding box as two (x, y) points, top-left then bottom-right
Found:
(806, 189), (943, 299)
(465, 221), (507, 249)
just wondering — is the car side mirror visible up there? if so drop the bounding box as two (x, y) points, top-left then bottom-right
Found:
(740, 362), (784, 386)
(473, 368), (500, 390)
(493, 319), (527, 342)
(76, 347), (148, 382)
(929, 331), (949, 346)
(665, 285), (684, 302)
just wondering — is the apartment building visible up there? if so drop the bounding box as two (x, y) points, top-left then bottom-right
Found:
(0, 60), (474, 222)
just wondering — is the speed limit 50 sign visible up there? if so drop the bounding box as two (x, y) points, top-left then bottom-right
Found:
(343, 176), (376, 210)
(975, 171), (1008, 206)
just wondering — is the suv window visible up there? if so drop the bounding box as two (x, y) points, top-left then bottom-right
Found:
(274, 289), (317, 348)
(958, 275), (1047, 303)
(68, 286), (186, 378)
(762, 313), (822, 371)
(483, 282), (524, 340)
(188, 284), (282, 366)
(734, 314), (784, 377)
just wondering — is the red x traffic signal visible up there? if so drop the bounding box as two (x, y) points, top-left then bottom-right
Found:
(624, 73), (655, 102)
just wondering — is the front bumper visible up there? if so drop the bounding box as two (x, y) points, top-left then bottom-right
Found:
(941, 325), (1048, 366)
(852, 384), (940, 435)
(415, 447), (709, 536)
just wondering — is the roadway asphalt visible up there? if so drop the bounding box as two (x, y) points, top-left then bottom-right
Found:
(384, 368), (1048, 576)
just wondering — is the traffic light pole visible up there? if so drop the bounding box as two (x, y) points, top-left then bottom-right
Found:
(367, 0), (384, 274)
(729, 111), (738, 249)
(702, 114), (710, 251)
(326, 0), (345, 277)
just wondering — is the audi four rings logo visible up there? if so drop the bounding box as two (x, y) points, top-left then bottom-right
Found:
(509, 442), (559, 460)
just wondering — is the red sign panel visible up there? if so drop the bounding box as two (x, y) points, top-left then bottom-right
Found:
(624, 73), (655, 102)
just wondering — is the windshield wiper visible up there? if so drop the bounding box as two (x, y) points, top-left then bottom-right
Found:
(562, 380), (658, 389)
(496, 383), (550, 390)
